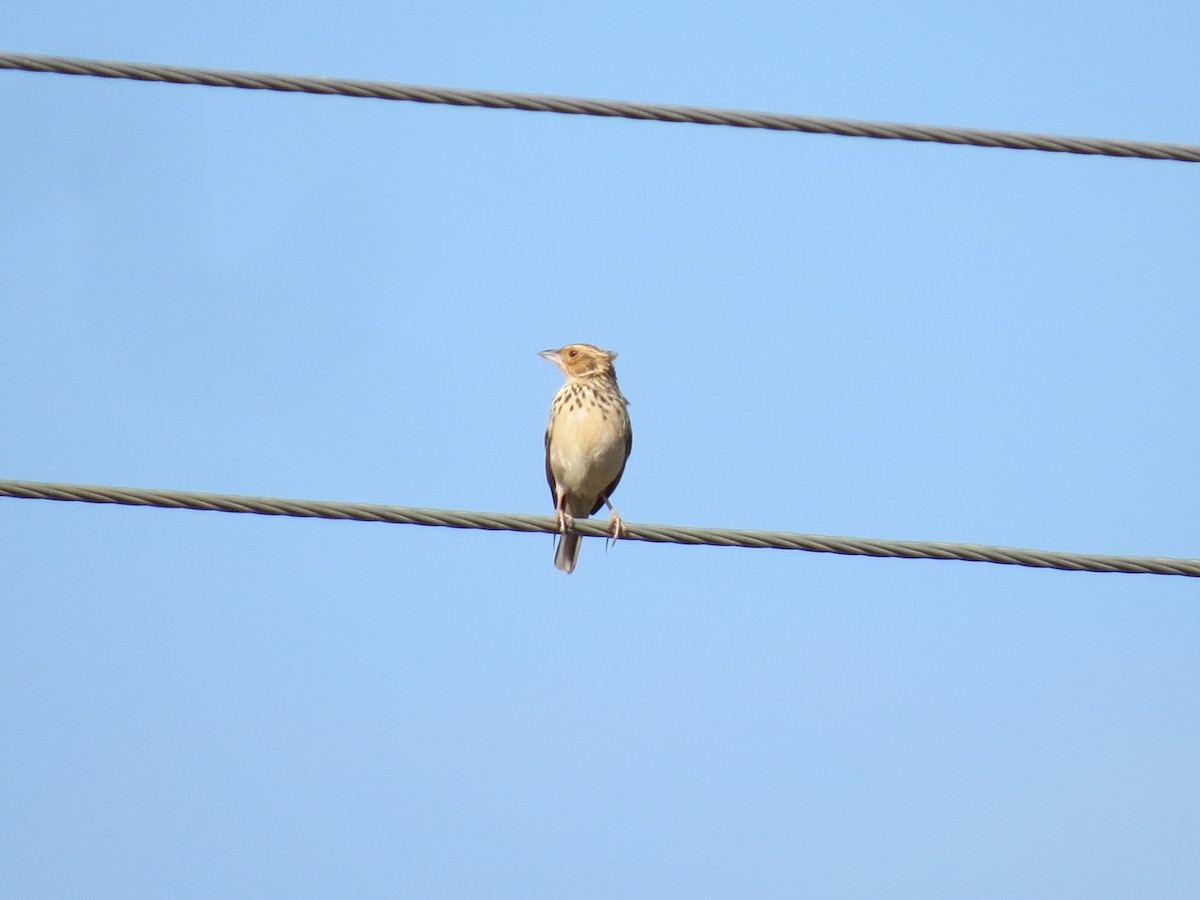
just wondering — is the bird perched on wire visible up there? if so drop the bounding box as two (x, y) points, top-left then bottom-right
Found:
(539, 343), (633, 573)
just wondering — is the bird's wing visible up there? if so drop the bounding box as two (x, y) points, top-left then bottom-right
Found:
(544, 424), (557, 505)
(589, 420), (633, 516)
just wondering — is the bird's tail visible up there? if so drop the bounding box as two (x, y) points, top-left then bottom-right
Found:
(554, 531), (582, 574)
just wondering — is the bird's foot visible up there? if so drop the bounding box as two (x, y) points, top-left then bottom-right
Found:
(607, 509), (627, 542)
(555, 509), (574, 534)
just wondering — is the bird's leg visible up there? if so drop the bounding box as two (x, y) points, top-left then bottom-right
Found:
(554, 489), (574, 534)
(602, 496), (626, 543)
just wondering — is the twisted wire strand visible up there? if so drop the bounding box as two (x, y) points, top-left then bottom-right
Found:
(1, 478), (1196, 577)
(2, 51), (1198, 163)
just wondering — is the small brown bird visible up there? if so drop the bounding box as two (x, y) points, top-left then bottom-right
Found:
(539, 343), (633, 573)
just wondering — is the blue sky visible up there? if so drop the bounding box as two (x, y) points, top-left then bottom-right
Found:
(3, 2), (1198, 897)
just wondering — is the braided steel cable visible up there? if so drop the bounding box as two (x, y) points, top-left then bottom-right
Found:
(2, 51), (1198, 163)
(1, 478), (1196, 577)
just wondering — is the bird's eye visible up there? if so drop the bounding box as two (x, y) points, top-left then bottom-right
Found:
(568, 349), (578, 358)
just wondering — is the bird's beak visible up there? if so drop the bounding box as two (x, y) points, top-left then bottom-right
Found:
(538, 349), (561, 365)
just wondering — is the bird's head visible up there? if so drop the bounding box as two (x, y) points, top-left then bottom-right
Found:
(538, 343), (618, 379)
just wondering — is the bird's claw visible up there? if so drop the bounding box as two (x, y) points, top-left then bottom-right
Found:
(555, 509), (574, 534)
(608, 510), (626, 542)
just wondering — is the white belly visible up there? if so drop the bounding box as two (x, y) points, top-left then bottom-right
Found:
(548, 402), (627, 510)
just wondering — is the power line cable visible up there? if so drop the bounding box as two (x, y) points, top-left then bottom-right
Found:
(1, 51), (1197, 163)
(1, 478), (1195, 577)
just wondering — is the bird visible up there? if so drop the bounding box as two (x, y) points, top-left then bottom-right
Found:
(539, 343), (633, 573)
